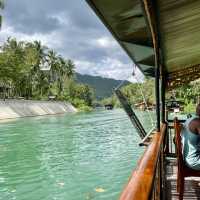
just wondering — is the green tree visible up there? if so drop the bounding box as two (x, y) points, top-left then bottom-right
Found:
(0, 0), (4, 28)
(66, 59), (75, 78)
(0, 37), (94, 110)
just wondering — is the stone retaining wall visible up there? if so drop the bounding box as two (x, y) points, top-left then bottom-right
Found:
(0, 100), (77, 120)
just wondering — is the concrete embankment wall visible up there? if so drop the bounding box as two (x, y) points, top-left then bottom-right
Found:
(0, 100), (77, 120)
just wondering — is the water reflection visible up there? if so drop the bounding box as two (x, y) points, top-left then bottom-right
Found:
(0, 109), (147, 200)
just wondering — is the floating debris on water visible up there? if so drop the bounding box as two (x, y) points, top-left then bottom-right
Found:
(85, 192), (94, 199)
(57, 182), (65, 187)
(0, 177), (5, 183)
(95, 187), (105, 193)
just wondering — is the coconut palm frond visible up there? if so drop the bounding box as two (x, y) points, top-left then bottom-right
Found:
(0, 0), (4, 28)
(0, 0), (4, 9)
(0, 15), (2, 27)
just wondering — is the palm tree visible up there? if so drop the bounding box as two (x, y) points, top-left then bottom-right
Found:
(33, 41), (47, 66)
(30, 41), (47, 95)
(0, 0), (4, 8)
(66, 59), (75, 79)
(47, 50), (59, 83)
(0, 0), (4, 28)
(57, 57), (75, 94)
(57, 56), (69, 95)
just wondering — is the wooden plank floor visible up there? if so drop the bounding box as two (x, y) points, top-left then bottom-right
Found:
(165, 158), (200, 200)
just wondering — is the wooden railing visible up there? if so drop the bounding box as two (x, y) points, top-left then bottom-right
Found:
(119, 123), (167, 200)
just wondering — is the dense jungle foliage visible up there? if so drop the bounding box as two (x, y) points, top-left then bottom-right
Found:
(101, 78), (200, 113)
(0, 38), (94, 111)
(100, 78), (155, 108)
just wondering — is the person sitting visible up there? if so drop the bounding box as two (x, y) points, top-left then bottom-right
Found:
(181, 104), (200, 170)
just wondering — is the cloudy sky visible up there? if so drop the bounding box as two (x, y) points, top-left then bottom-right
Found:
(0, 0), (143, 81)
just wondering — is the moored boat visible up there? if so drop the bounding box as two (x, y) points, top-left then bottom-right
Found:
(104, 104), (114, 110)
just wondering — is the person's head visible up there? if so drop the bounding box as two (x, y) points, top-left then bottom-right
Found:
(196, 104), (200, 116)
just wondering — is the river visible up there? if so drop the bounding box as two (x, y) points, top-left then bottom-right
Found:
(0, 109), (154, 200)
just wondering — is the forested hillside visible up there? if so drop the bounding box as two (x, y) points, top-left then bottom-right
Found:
(76, 73), (130, 99)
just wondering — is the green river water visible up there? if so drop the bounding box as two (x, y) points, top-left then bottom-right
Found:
(0, 109), (153, 200)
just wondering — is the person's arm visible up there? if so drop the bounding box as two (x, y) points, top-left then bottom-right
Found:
(196, 124), (200, 135)
(192, 119), (200, 135)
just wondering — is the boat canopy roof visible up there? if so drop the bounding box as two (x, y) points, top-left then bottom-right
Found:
(87, 0), (200, 89)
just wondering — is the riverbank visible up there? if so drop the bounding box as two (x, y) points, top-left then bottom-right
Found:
(0, 100), (77, 120)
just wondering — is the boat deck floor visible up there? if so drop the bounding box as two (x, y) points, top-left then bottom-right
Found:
(165, 157), (200, 200)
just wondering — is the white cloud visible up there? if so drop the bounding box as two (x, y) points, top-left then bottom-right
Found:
(0, 22), (63, 51)
(0, 22), (145, 81)
(74, 58), (144, 81)
(0, 0), (146, 81)
(96, 36), (117, 48)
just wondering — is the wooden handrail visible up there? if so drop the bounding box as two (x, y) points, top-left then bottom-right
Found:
(119, 123), (167, 200)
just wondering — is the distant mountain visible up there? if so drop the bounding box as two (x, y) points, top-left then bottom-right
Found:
(75, 73), (130, 99)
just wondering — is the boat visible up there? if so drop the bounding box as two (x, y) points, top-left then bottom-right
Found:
(104, 104), (114, 110)
(134, 101), (155, 111)
(166, 99), (184, 114)
(86, 0), (200, 199)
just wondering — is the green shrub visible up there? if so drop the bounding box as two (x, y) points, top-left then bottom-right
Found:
(183, 102), (195, 114)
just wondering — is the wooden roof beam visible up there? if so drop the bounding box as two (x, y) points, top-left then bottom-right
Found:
(142, 0), (163, 131)
(138, 55), (155, 66)
(167, 63), (200, 90)
(119, 27), (153, 47)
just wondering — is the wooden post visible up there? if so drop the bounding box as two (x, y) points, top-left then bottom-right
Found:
(161, 75), (166, 123)
(142, 0), (161, 132)
(155, 54), (160, 132)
